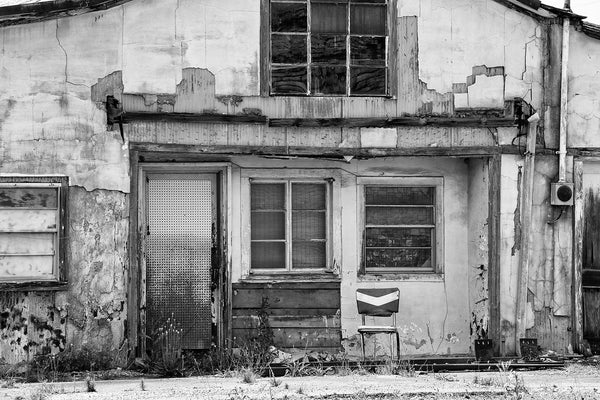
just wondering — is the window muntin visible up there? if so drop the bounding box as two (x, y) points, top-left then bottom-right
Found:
(251, 180), (329, 271)
(0, 178), (67, 283)
(364, 185), (438, 272)
(269, 0), (388, 96)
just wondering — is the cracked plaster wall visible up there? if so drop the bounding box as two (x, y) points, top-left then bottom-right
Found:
(399, 0), (545, 110)
(0, 187), (129, 364)
(567, 29), (600, 148)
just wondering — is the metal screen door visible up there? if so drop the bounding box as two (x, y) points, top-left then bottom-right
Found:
(146, 174), (215, 349)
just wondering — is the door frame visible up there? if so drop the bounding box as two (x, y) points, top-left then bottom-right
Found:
(130, 162), (232, 357)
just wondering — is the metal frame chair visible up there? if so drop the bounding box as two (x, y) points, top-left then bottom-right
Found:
(356, 288), (400, 361)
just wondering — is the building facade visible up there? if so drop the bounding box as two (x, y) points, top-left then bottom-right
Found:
(0, 0), (599, 364)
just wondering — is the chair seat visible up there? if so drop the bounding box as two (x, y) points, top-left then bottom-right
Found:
(358, 325), (398, 333)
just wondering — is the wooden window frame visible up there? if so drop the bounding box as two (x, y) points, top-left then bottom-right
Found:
(260, 0), (397, 97)
(358, 177), (444, 275)
(0, 176), (68, 290)
(241, 169), (342, 279)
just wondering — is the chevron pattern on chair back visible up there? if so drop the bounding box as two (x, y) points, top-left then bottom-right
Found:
(356, 288), (400, 317)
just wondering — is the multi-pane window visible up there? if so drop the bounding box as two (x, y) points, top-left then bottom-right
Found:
(250, 181), (329, 271)
(269, 0), (388, 96)
(364, 185), (440, 272)
(0, 177), (67, 284)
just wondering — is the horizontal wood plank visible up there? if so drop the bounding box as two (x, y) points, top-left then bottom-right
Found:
(269, 117), (516, 128)
(233, 282), (340, 290)
(124, 112), (267, 125)
(232, 308), (339, 317)
(232, 315), (341, 329)
(232, 288), (340, 309)
(233, 328), (341, 349)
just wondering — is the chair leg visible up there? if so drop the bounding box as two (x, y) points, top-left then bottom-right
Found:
(360, 333), (366, 362)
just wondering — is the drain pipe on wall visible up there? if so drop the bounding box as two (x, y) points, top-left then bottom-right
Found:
(516, 112), (540, 357)
(558, 14), (570, 182)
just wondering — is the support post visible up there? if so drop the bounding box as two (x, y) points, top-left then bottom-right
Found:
(515, 113), (540, 356)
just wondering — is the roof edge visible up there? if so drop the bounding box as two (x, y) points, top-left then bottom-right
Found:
(581, 21), (600, 41)
(0, 0), (133, 26)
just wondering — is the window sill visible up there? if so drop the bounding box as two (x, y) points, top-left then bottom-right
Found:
(243, 271), (340, 283)
(0, 280), (68, 291)
(358, 272), (444, 282)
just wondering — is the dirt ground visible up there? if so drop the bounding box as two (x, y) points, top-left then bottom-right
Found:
(1, 364), (599, 399)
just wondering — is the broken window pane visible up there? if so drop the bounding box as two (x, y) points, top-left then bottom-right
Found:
(272, 66), (308, 94)
(312, 3), (347, 34)
(311, 66), (346, 95)
(366, 227), (432, 248)
(350, 36), (385, 65)
(292, 241), (326, 269)
(271, 2), (307, 33)
(312, 34), (346, 64)
(366, 248), (432, 269)
(272, 34), (307, 64)
(350, 4), (386, 35)
(366, 187), (434, 206)
(252, 242), (286, 269)
(350, 67), (386, 95)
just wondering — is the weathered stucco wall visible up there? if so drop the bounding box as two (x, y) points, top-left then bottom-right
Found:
(567, 29), (600, 148)
(499, 154), (572, 355)
(0, 187), (128, 364)
(398, 0), (545, 110)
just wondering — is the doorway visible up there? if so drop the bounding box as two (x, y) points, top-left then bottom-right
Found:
(142, 170), (221, 350)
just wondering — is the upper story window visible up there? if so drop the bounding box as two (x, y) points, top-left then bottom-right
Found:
(0, 176), (68, 287)
(268, 0), (389, 96)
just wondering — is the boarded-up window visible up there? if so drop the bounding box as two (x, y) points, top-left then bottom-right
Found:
(361, 178), (443, 273)
(0, 177), (67, 284)
(251, 180), (329, 271)
(269, 0), (388, 96)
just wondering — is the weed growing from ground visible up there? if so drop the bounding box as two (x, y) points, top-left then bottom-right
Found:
(84, 374), (96, 392)
(240, 367), (257, 384)
(150, 315), (186, 377)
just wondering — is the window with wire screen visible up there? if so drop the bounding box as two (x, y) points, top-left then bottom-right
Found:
(0, 176), (68, 285)
(268, 0), (389, 96)
(364, 185), (440, 272)
(250, 180), (329, 271)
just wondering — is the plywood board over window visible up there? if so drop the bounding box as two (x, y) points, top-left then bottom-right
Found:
(0, 176), (68, 290)
(263, 0), (393, 96)
(358, 177), (444, 275)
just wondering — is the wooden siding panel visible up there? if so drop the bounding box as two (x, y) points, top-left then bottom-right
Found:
(231, 282), (341, 351)
(233, 328), (341, 349)
(232, 288), (340, 309)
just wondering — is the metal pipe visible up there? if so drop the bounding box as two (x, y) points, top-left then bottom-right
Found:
(558, 17), (570, 182)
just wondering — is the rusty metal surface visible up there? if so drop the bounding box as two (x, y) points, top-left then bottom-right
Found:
(147, 178), (213, 349)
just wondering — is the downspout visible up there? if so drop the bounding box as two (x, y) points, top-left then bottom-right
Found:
(515, 113), (540, 356)
(558, 14), (570, 182)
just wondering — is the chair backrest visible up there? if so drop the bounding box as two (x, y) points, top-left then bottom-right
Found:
(356, 288), (400, 317)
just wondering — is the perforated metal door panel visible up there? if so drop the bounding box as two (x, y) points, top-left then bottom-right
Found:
(147, 176), (214, 349)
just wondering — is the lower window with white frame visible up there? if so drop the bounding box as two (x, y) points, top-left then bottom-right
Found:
(360, 177), (443, 274)
(250, 179), (330, 272)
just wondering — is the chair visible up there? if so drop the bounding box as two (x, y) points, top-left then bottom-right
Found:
(356, 288), (400, 361)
